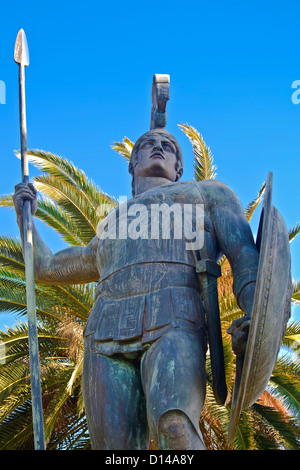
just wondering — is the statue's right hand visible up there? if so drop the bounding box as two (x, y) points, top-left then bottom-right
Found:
(13, 182), (37, 217)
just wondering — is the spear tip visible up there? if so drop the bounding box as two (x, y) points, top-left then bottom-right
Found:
(14, 28), (29, 66)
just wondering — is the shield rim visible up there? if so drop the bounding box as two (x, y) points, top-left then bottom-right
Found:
(228, 171), (275, 442)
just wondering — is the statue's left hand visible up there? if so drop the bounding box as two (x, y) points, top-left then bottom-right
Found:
(227, 315), (251, 356)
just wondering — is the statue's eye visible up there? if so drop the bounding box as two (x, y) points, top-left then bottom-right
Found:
(141, 142), (152, 149)
(162, 142), (174, 152)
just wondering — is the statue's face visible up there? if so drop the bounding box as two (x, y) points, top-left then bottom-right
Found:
(134, 134), (178, 181)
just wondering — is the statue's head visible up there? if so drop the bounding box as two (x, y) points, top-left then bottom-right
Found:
(129, 129), (183, 196)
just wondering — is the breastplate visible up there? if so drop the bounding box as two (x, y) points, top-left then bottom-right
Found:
(96, 181), (206, 281)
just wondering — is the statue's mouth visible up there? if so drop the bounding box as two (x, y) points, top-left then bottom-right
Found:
(150, 152), (164, 160)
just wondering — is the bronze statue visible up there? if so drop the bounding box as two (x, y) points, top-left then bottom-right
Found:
(13, 75), (291, 450)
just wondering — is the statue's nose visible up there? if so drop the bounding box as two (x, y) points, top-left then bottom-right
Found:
(153, 140), (163, 151)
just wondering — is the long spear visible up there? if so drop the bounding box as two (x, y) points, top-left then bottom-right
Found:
(14, 29), (45, 450)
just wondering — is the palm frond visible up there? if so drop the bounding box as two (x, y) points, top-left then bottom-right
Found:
(0, 360), (29, 403)
(16, 149), (106, 205)
(47, 410), (89, 450)
(111, 137), (135, 162)
(270, 355), (300, 421)
(42, 283), (94, 320)
(289, 221), (300, 243)
(34, 175), (97, 233)
(0, 401), (34, 449)
(292, 281), (300, 306)
(0, 236), (24, 275)
(42, 366), (74, 444)
(67, 354), (83, 395)
(34, 175), (117, 245)
(0, 194), (88, 247)
(0, 322), (53, 364)
(199, 386), (231, 449)
(282, 320), (300, 350)
(178, 124), (217, 180)
(35, 196), (85, 246)
(0, 194), (14, 209)
(253, 403), (300, 449)
(244, 182), (265, 222)
(230, 408), (255, 450)
(15, 149), (117, 245)
(0, 274), (66, 322)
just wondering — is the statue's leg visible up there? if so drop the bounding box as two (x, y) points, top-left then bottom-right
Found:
(157, 410), (205, 450)
(82, 339), (149, 450)
(141, 328), (207, 450)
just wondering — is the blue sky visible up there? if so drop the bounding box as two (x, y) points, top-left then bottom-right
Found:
(0, 0), (299, 328)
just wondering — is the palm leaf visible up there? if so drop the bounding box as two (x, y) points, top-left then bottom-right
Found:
(252, 403), (300, 449)
(0, 194), (14, 209)
(0, 236), (24, 275)
(43, 371), (73, 444)
(34, 175), (97, 235)
(42, 283), (94, 320)
(282, 320), (300, 349)
(67, 354), (83, 395)
(230, 409), (255, 450)
(111, 137), (134, 162)
(0, 274), (65, 322)
(270, 354), (300, 420)
(0, 360), (29, 403)
(16, 149), (107, 206)
(0, 321), (64, 364)
(15, 149), (117, 245)
(289, 222), (300, 243)
(0, 194), (86, 247)
(34, 174), (117, 244)
(47, 409), (89, 450)
(178, 124), (217, 180)
(0, 401), (34, 449)
(35, 197), (85, 246)
(292, 281), (300, 306)
(244, 182), (265, 222)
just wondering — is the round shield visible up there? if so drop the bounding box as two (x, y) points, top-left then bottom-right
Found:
(228, 172), (292, 442)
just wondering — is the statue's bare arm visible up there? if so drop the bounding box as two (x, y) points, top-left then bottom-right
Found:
(13, 183), (99, 285)
(200, 180), (260, 355)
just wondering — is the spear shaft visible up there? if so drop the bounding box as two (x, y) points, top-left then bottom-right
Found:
(14, 29), (45, 450)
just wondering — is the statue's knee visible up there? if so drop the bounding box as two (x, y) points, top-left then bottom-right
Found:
(158, 411), (192, 450)
(157, 410), (206, 450)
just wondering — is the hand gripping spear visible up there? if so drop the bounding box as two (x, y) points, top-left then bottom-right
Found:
(14, 29), (45, 450)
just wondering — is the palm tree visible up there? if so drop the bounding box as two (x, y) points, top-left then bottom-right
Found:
(0, 126), (299, 449)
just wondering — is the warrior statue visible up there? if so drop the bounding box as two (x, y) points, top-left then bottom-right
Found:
(13, 75), (291, 449)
